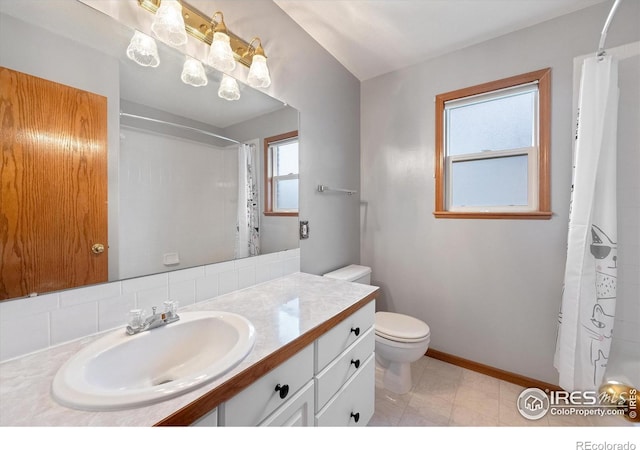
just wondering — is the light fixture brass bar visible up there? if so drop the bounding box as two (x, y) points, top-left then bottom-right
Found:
(137, 0), (261, 67)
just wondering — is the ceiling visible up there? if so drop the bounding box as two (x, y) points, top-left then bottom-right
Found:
(274, 0), (610, 81)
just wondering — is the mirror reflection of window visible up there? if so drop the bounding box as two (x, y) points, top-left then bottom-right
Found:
(264, 131), (299, 216)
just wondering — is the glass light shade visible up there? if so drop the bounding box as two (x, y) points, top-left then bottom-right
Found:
(206, 32), (236, 73)
(181, 57), (208, 87)
(151, 0), (188, 47)
(247, 54), (271, 88)
(218, 74), (240, 101)
(126, 31), (160, 67)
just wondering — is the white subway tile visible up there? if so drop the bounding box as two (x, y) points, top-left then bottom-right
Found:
(59, 282), (121, 307)
(122, 273), (168, 293)
(136, 287), (170, 313)
(283, 248), (300, 259)
(51, 302), (98, 345)
(254, 253), (280, 265)
(238, 266), (256, 289)
(204, 261), (235, 276)
(169, 279), (196, 306)
(255, 264), (273, 284)
(283, 257), (301, 276)
(0, 313), (49, 362)
(168, 266), (206, 283)
(195, 277), (218, 302)
(218, 270), (238, 295)
(268, 262), (285, 280)
(98, 293), (136, 331)
(0, 292), (58, 319)
(235, 257), (257, 269)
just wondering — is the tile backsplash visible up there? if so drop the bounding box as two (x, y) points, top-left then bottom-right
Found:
(0, 249), (300, 362)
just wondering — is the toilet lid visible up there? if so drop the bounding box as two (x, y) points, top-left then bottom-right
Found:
(375, 312), (430, 341)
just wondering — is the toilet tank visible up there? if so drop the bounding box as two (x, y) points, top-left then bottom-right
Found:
(323, 264), (372, 285)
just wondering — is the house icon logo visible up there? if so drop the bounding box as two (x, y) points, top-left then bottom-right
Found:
(517, 388), (550, 420)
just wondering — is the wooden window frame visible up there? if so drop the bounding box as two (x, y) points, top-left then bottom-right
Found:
(434, 68), (552, 220)
(264, 130), (299, 217)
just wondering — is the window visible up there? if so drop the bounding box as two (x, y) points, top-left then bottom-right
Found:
(264, 131), (299, 216)
(434, 68), (551, 219)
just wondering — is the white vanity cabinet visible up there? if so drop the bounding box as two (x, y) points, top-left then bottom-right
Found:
(314, 300), (375, 426)
(217, 300), (376, 427)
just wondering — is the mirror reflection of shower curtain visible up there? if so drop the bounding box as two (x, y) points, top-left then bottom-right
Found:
(235, 143), (260, 258)
(554, 55), (619, 391)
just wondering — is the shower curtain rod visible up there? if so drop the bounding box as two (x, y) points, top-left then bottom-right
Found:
(119, 112), (241, 145)
(598, 0), (624, 57)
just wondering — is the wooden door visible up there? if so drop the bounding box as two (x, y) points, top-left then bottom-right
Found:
(0, 67), (108, 300)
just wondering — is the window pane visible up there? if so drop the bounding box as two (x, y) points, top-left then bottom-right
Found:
(275, 178), (298, 210)
(275, 142), (298, 176)
(447, 90), (535, 156)
(451, 155), (528, 207)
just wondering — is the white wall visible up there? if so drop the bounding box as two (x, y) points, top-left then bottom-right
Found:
(119, 127), (237, 279)
(360, 0), (640, 384)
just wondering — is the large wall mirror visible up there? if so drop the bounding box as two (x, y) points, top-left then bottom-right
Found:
(0, 0), (300, 301)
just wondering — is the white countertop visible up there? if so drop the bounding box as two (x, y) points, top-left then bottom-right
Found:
(0, 272), (378, 426)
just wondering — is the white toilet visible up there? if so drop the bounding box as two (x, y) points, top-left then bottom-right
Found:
(323, 264), (431, 395)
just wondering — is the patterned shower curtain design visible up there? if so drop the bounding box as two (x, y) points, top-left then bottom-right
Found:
(235, 143), (260, 258)
(554, 55), (619, 392)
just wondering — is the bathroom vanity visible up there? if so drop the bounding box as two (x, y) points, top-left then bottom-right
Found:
(0, 273), (378, 426)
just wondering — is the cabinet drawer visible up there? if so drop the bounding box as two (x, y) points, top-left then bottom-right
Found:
(259, 380), (314, 427)
(315, 300), (375, 372)
(315, 327), (374, 411)
(315, 354), (375, 427)
(221, 344), (313, 426)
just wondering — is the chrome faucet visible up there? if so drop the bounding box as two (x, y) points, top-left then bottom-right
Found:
(126, 301), (180, 335)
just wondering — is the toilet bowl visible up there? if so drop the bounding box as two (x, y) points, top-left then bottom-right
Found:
(374, 311), (430, 394)
(322, 264), (431, 395)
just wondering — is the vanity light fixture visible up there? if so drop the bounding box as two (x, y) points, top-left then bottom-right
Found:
(205, 11), (236, 73)
(136, 1), (269, 70)
(218, 74), (241, 101)
(245, 38), (271, 88)
(126, 30), (160, 67)
(150, 0), (188, 47)
(181, 56), (208, 87)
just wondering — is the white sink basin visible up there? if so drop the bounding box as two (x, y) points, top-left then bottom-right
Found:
(52, 311), (256, 411)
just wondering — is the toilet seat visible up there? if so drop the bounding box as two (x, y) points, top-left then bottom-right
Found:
(375, 312), (430, 343)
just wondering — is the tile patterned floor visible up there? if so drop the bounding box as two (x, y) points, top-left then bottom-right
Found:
(369, 356), (634, 427)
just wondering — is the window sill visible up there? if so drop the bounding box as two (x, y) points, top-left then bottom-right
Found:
(264, 212), (299, 217)
(433, 211), (553, 220)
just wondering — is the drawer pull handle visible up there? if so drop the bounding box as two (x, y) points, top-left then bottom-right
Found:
(350, 412), (360, 423)
(350, 359), (360, 369)
(350, 327), (360, 337)
(275, 383), (290, 399)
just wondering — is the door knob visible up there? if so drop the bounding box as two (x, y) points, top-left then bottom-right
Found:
(91, 243), (105, 254)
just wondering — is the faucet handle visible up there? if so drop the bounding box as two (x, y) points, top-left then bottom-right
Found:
(163, 300), (178, 315)
(127, 309), (144, 328)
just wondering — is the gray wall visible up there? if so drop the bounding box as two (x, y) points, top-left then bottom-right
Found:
(360, 0), (640, 384)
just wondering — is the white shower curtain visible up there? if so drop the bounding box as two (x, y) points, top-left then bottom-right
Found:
(554, 55), (619, 392)
(235, 143), (260, 258)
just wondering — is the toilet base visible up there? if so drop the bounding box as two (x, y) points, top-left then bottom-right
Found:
(377, 359), (413, 395)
